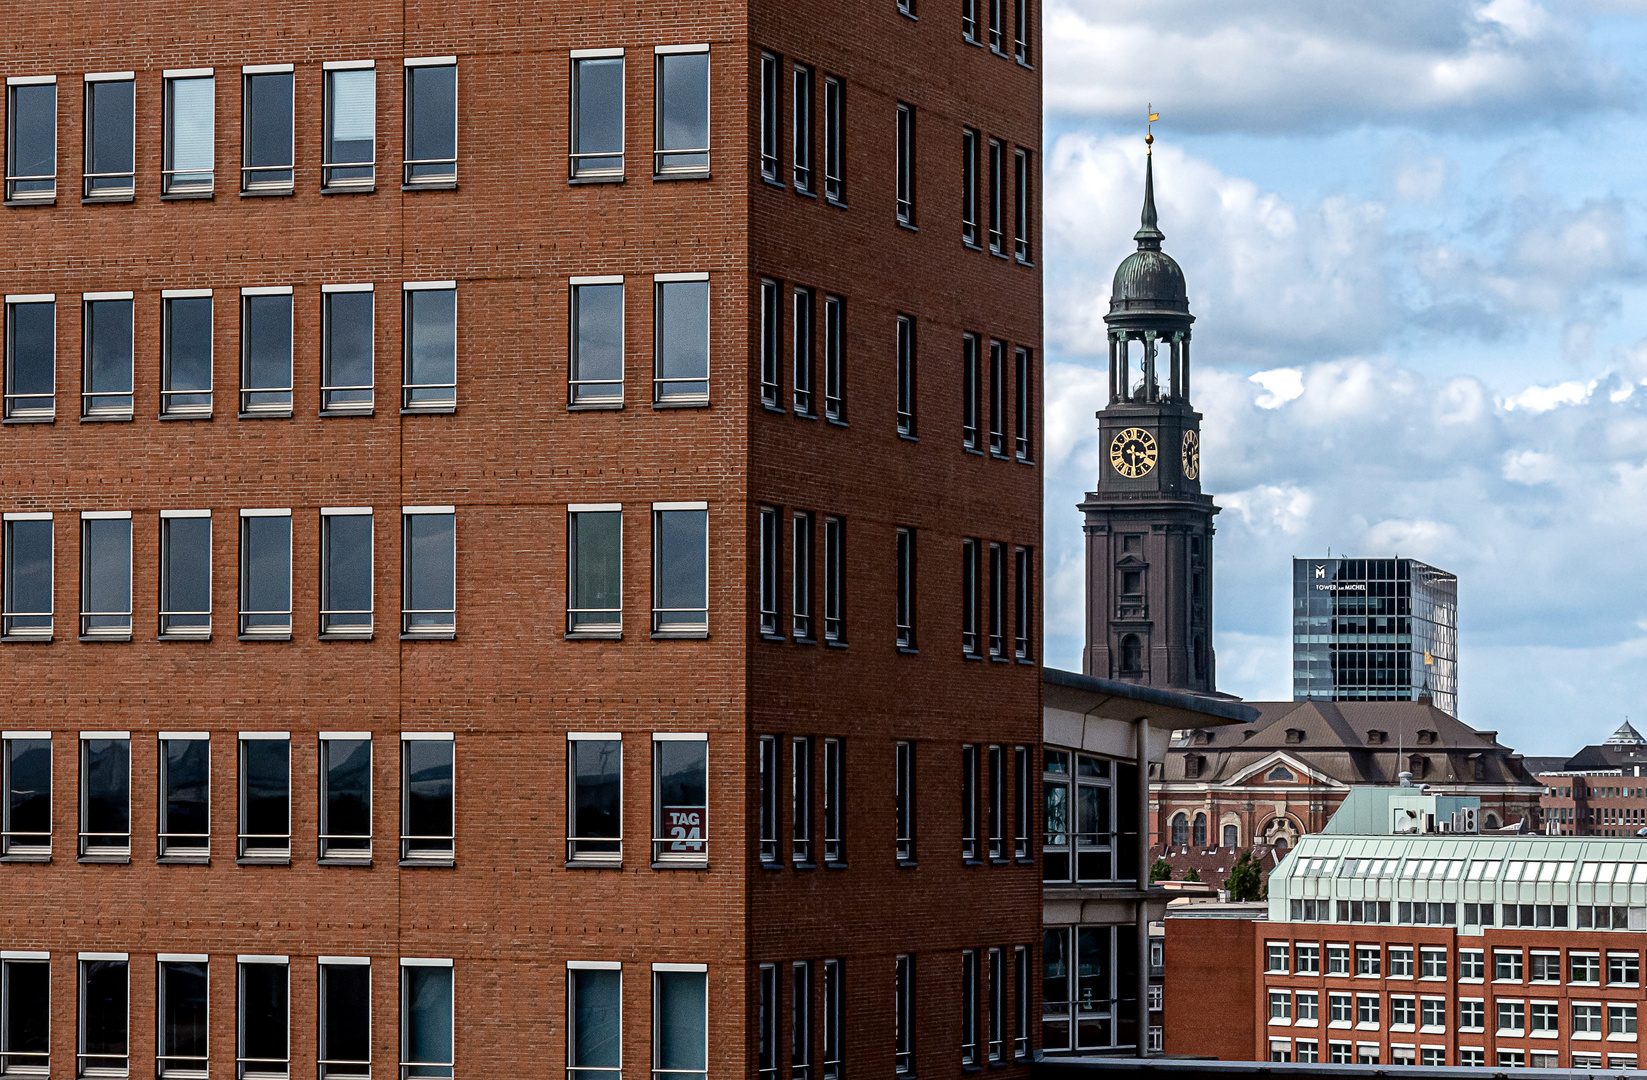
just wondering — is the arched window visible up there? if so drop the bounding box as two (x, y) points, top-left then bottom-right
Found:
(1192, 814), (1207, 848)
(1170, 813), (1188, 847)
(1274, 836), (1289, 854)
(1223, 824), (1238, 847)
(1484, 813), (1499, 831)
(1120, 634), (1142, 673)
(1267, 766), (1295, 783)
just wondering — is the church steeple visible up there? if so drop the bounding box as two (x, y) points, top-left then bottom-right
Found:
(1079, 133), (1220, 693)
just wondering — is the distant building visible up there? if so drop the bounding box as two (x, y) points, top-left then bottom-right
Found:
(1534, 721), (1647, 836)
(1168, 785), (1647, 1066)
(1152, 699), (1542, 887)
(1293, 557), (1458, 717)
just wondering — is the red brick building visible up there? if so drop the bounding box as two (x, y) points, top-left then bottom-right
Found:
(0, 0), (1042, 1075)
(1532, 721), (1647, 836)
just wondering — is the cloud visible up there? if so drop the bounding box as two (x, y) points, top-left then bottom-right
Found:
(1044, 0), (1632, 134)
(1503, 379), (1594, 411)
(1249, 369), (1305, 409)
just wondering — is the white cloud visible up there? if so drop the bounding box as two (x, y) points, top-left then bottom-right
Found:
(1044, 0), (1631, 133)
(1502, 448), (1562, 483)
(1503, 379), (1594, 411)
(1249, 368), (1305, 409)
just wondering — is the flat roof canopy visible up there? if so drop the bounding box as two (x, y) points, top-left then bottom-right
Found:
(1044, 667), (1257, 732)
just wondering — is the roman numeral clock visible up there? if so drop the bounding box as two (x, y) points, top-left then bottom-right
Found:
(1078, 147), (1220, 693)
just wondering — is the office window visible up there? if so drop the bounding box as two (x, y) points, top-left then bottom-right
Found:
(238, 510), (291, 638)
(236, 958), (289, 1079)
(988, 0), (1002, 49)
(987, 745), (1004, 859)
(986, 948), (1003, 1061)
(654, 274), (709, 404)
(823, 77), (843, 203)
(571, 51), (624, 180)
(1390, 995), (1415, 1026)
(401, 734), (454, 864)
(317, 284), (370, 411)
(81, 292), (134, 417)
(960, 950), (978, 1065)
(402, 507), (455, 637)
(792, 736), (814, 865)
(1014, 149), (1032, 262)
(987, 340), (1005, 454)
(2, 734), (50, 857)
(238, 733), (291, 861)
(759, 53), (780, 183)
(894, 104), (914, 225)
(321, 284), (374, 413)
(893, 955), (914, 1074)
(240, 288), (293, 415)
(318, 960), (370, 1080)
(961, 744), (978, 860)
(793, 287), (814, 414)
(652, 503), (708, 634)
(402, 283), (457, 411)
(1496, 1000), (1523, 1034)
(570, 277), (624, 406)
(1013, 746), (1030, 859)
(159, 511), (211, 638)
(895, 741), (915, 861)
(1357, 946), (1382, 976)
(79, 512), (131, 639)
(961, 333), (979, 448)
(403, 59), (457, 186)
(758, 505), (781, 635)
(158, 957), (208, 1078)
(822, 295), (843, 420)
(322, 62), (375, 189)
(823, 516), (844, 642)
(792, 961), (812, 1080)
(163, 72), (214, 195)
(961, 539), (979, 656)
(400, 960), (454, 1080)
(1529, 951), (1560, 983)
(988, 543), (1005, 657)
(1458, 949), (1483, 980)
(80, 734), (130, 857)
(1573, 952), (1601, 983)
(1014, 0), (1030, 62)
(759, 279), (781, 407)
(569, 735), (622, 863)
(162, 291), (214, 417)
(1013, 945), (1029, 1058)
(568, 962), (622, 1080)
(963, 0), (978, 41)
(895, 527), (915, 648)
(79, 955), (128, 1076)
(1494, 949), (1521, 981)
(1015, 350), (1034, 462)
(1014, 547), (1032, 660)
(320, 508), (373, 637)
(896, 315), (915, 435)
(6, 76), (56, 202)
(241, 66), (294, 193)
(83, 74), (134, 199)
(652, 965), (708, 1080)
(319, 735), (372, 861)
(758, 735), (779, 864)
(793, 512), (814, 639)
(1419, 947), (1447, 979)
(158, 734), (210, 859)
(1574, 1002), (1602, 1034)
(568, 505), (623, 634)
(653, 734), (707, 864)
(822, 738), (842, 863)
(4, 296), (55, 421)
(1531, 1001), (1558, 1034)
(962, 129), (979, 246)
(654, 47), (709, 176)
(1296, 945), (1320, 975)
(822, 960), (842, 1080)
(1458, 998), (1484, 1030)
(988, 139), (1003, 253)
(793, 65), (813, 193)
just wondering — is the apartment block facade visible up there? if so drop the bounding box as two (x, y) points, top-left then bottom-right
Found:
(0, 0), (1042, 1075)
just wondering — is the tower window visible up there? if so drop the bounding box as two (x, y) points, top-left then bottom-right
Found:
(1122, 535), (1142, 555)
(1122, 571), (1142, 596)
(1119, 633), (1141, 673)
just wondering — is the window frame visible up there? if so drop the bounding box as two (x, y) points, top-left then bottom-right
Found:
(895, 314), (915, 436)
(161, 70), (215, 197)
(894, 103), (914, 226)
(569, 276), (625, 408)
(4, 295), (57, 422)
(161, 289), (214, 418)
(792, 286), (814, 415)
(650, 965), (708, 1080)
(758, 734), (780, 865)
(317, 957), (372, 1080)
(961, 538), (979, 656)
(895, 740), (915, 862)
(988, 542), (1005, 657)
(238, 509), (293, 639)
(321, 61), (377, 191)
(568, 733), (624, 865)
(822, 76), (843, 204)
(987, 139), (1003, 253)
(791, 960), (812, 1080)
(157, 733), (211, 861)
(159, 509), (212, 639)
(758, 52), (780, 184)
(895, 526), (915, 648)
(792, 64), (813, 194)
(2, 733), (52, 859)
(400, 506), (456, 639)
(397, 959), (454, 1080)
(236, 732), (292, 863)
(401, 57), (458, 189)
(319, 507), (374, 639)
(1014, 347), (1032, 460)
(238, 286), (294, 417)
(652, 45), (711, 179)
(320, 283), (376, 415)
(78, 732), (131, 859)
(651, 732), (709, 866)
(650, 502), (709, 636)
(567, 961), (622, 1080)
(234, 956), (290, 1080)
(792, 735), (814, 865)
(822, 294), (843, 420)
(960, 743), (978, 861)
(759, 278), (781, 408)
(822, 515), (844, 643)
(962, 128), (979, 246)
(1014, 148), (1033, 263)
(318, 733), (373, 863)
(567, 503), (624, 636)
(239, 64), (295, 196)
(156, 955), (209, 1079)
(570, 50), (625, 182)
(893, 954), (914, 1074)
(77, 953), (130, 1078)
(822, 959), (842, 1079)
(79, 510), (132, 640)
(400, 281), (458, 413)
(652, 273), (710, 406)
(822, 737), (842, 865)
(399, 732), (455, 866)
(792, 511), (814, 640)
(82, 72), (135, 201)
(5, 76), (58, 204)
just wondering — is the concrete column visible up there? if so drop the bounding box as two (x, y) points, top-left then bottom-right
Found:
(1137, 717), (1153, 1056)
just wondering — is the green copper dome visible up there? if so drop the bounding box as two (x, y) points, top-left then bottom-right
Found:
(1109, 154), (1190, 316)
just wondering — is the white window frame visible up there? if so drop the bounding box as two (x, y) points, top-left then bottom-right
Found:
(650, 501), (709, 636)
(567, 961), (622, 1080)
(320, 283), (376, 414)
(399, 732), (455, 865)
(239, 285), (295, 416)
(1, 731), (51, 858)
(400, 282), (457, 412)
(569, 49), (625, 181)
(652, 272), (710, 406)
(652, 45), (710, 178)
(650, 963), (708, 1080)
(4, 295), (57, 422)
(566, 732), (623, 865)
(401, 57), (458, 188)
(321, 61), (377, 191)
(80, 291), (135, 420)
(238, 508), (293, 639)
(651, 732), (708, 866)
(397, 958), (454, 1080)
(400, 506), (456, 638)
(240, 63), (296, 195)
(568, 275), (625, 407)
(161, 69), (215, 197)
(318, 732), (373, 862)
(161, 289), (214, 418)
(75, 510), (132, 640)
(566, 503), (623, 636)
(78, 731), (131, 858)
(158, 509), (212, 638)
(157, 731), (211, 860)
(235, 955), (290, 1080)
(77, 952), (130, 1078)
(6, 75), (58, 203)
(319, 507), (374, 638)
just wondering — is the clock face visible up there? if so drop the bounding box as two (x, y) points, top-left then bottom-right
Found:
(1182, 429), (1200, 481)
(1109, 427), (1158, 479)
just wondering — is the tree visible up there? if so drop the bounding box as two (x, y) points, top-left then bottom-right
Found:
(1183, 866), (1201, 882)
(1150, 858), (1172, 882)
(1227, 849), (1265, 901)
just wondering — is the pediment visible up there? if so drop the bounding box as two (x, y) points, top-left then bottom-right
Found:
(1226, 750), (1348, 789)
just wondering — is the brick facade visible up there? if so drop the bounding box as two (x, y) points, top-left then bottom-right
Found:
(0, 0), (1042, 1075)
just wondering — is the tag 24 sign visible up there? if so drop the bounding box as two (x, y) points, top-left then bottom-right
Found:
(665, 806), (705, 853)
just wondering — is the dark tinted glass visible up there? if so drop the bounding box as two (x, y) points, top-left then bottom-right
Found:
(160, 960), (209, 1061)
(321, 965), (371, 1068)
(8, 84), (56, 193)
(572, 739), (620, 844)
(573, 58), (623, 172)
(404, 740), (453, 851)
(5, 739), (50, 841)
(406, 66), (456, 179)
(81, 960), (129, 1067)
(161, 516), (211, 630)
(3, 961), (49, 1057)
(323, 291), (374, 407)
(162, 739), (210, 843)
(7, 302), (56, 404)
(242, 73), (294, 185)
(83, 738), (130, 845)
(323, 739), (371, 849)
(164, 296), (213, 407)
(239, 964), (288, 1062)
(86, 80), (134, 191)
(322, 514), (372, 629)
(242, 294), (293, 407)
(241, 739), (290, 849)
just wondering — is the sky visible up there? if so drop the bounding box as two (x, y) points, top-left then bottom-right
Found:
(1039, 0), (1647, 755)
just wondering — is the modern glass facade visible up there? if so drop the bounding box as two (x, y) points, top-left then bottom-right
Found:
(1292, 557), (1457, 716)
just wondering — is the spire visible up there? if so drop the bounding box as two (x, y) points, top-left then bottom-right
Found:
(1135, 119), (1165, 251)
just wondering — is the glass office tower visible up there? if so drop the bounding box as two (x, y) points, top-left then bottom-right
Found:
(1292, 558), (1458, 716)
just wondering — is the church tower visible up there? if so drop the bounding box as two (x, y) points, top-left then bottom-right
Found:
(1080, 145), (1219, 691)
